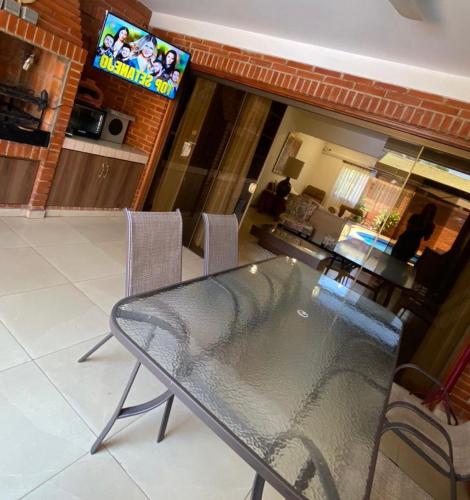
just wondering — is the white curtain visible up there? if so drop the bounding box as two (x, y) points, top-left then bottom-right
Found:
(331, 162), (370, 206)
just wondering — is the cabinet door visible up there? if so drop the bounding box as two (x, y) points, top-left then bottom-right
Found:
(47, 150), (105, 207)
(96, 159), (144, 209)
(0, 157), (39, 204)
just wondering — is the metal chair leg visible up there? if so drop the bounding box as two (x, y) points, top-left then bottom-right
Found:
(91, 360), (141, 454)
(157, 394), (174, 443)
(91, 360), (174, 454)
(78, 333), (114, 363)
(251, 474), (265, 500)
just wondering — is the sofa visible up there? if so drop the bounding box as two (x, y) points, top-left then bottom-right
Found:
(278, 189), (350, 245)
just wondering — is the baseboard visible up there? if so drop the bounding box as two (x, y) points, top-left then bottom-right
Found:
(0, 208), (28, 217)
(45, 209), (123, 217)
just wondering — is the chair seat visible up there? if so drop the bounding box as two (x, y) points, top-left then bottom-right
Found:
(371, 452), (432, 500)
(388, 385), (470, 479)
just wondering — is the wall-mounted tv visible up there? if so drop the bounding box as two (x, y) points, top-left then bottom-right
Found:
(93, 12), (191, 100)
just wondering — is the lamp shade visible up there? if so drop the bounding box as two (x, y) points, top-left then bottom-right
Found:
(283, 157), (304, 180)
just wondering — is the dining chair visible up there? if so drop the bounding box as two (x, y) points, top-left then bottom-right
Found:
(386, 397), (469, 485)
(202, 213), (239, 275)
(86, 209), (183, 454)
(390, 363), (458, 425)
(78, 209), (183, 362)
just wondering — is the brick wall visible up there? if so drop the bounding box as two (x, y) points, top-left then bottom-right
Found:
(79, 0), (171, 155)
(151, 30), (470, 154)
(0, 11), (86, 209)
(31, 0), (82, 47)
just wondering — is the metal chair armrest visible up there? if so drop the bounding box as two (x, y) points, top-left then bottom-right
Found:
(382, 421), (457, 500)
(394, 363), (458, 425)
(386, 400), (454, 461)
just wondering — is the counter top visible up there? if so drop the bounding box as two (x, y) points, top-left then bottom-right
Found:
(62, 136), (149, 164)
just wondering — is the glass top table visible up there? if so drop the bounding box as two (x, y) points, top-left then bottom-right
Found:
(333, 238), (415, 290)
(111, 257), (402, 499)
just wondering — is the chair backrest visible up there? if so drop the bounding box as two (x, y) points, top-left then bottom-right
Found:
(202, 213), (238, 276)
(125, 209), (182, 297)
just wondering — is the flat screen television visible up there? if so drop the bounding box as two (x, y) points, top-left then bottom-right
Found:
(93, 12), (191, 100)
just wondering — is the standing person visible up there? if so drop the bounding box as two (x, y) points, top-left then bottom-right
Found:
(391, 203), (437, 262)
(162, 49), (177, 80)
(112, 26), (130, 60)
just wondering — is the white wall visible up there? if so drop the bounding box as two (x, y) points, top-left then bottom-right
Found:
(254, 107), (384, 206)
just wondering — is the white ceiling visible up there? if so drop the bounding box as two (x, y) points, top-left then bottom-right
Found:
(141, 0), (470, 78)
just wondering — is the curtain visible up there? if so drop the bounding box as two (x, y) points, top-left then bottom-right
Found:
(362, 178), (414, 229)
(331, 162), (370, 206)
(191, 93), (271, 248)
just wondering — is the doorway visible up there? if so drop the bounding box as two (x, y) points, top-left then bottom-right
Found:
(145, 76), (286, 252)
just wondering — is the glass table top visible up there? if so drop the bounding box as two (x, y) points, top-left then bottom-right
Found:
(112, 257), (402, 499)
(334, 238), (416, 289)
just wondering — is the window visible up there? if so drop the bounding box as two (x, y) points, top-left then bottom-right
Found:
(331, 162), (370, 206)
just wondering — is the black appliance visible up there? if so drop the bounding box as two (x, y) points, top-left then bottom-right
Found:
(67, 102), (106, 140)
(0, 83), (50, 147)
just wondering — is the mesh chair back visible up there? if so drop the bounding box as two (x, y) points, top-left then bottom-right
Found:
(202, 213), (239, 275)
(125, 209), (183, 297)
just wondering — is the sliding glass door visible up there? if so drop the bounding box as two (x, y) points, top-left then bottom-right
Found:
(148, 76), (273, 251)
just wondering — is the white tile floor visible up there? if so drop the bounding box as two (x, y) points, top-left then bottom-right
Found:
(0, 214), (275, 500)
(1, 214), (457, 500)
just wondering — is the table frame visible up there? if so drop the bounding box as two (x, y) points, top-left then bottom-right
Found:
(107, 258), (396, 500)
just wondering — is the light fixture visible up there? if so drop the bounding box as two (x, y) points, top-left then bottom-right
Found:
(276, 157), (304, 198)
(23, 53), (35, 71)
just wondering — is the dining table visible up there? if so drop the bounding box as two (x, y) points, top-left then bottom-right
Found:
(110, 256), (402, 499)
(330, 237), (416, 307)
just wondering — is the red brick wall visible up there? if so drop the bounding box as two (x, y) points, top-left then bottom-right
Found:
(32, 0), (83, 47)
(151, 30), (470, 153)
(79, 0), (170, 155)
(0, 11), (86, 209)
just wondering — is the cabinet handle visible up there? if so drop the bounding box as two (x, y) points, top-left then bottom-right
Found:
(98, 162), (105, 179)
(105, 163), (110, 178)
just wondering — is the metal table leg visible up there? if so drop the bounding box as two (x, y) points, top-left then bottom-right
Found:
(251, 474), (265, 500)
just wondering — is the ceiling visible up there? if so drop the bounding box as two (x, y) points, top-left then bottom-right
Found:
(141, 0), (470, 78)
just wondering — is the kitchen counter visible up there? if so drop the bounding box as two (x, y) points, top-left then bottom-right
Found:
(62, 136), (149, 164)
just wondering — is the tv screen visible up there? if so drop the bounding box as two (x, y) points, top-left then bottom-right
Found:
(93, 12), (190, 100)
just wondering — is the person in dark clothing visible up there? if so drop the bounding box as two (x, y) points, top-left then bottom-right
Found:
(391, 203), (437, 262)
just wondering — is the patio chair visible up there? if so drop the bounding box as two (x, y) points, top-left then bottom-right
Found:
(78, 209), (183, 362)
(386, 366), (469, 487)
(390, 363), (458, 426)
(202, 213), (239, 275)
(87, 209), (183, 454)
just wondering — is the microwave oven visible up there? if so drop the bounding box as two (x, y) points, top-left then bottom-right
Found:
(67, 102), (106, 140)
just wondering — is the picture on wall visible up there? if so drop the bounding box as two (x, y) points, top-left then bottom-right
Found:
(273, 132), (303, 175)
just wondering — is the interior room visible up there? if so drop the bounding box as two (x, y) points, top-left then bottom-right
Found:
(0, 0), (469, 499)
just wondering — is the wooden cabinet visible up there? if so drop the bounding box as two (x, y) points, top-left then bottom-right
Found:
(48, 149), (144, 209)
(0, 157), (39, 205)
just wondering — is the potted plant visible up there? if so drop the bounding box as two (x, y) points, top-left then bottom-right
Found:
(372, 209), (401, 236)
